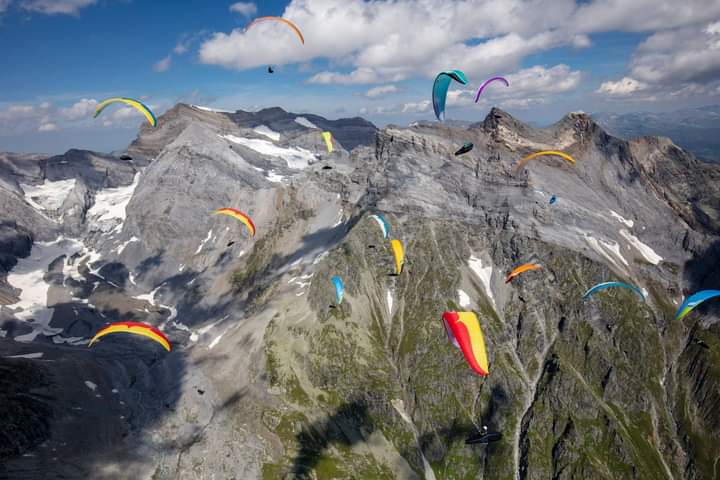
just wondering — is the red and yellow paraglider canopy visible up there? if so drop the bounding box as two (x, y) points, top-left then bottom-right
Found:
(88, 321), (171, 352)
(213, 208), (256, 237)
(442, 311), (489, 376)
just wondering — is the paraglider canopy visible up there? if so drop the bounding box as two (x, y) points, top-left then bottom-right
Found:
(94, 97), (157, 127)
(465, 431), (502, 444)
(369, 214), (390, 239)
(321, 131), (333, 153)
(88, 321), (171, 352)
(213, 208), (256, 237)
(474, 76), (509, 102)
(583, 281), (646, 301)
(454, 142), (474, 156)
(676, 290), (720, 320)
(331, 275), (344, 305)
(390, 239), (405, 275)
(247, 16), (305, 44)
(505, 263), (542, 283)
(513, 151), (576, 174)
(442, 311), (489, 376)
(432, 70), (468, 122)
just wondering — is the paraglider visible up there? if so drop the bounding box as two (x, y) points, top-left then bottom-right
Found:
(390, 239), (404, 275)
(466, 430), (502, 445)
(474, 76), (509, 103)
(676, 290), (720, 321)
(213, 208), (256, 237)
(454, 142), (474, 156)
(513, 151), (576, 174)
(94, 98), (157, 127)
(89, 321), (171, 352)
(583, 282), (646, 301)
(247, 16), (304, 44)
(549, 195), (557, 205)
(442, 311), (489, 376)
(332, 276), (344, 305)
(369, 214), (390, 239)
(321, 131), (333, 153)
(432, 70), (468, 122)
(268, 66), (274, 74)
(505, 263), (543, 283)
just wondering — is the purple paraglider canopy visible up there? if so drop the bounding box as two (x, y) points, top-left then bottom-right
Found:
(474, 76), (509, 103)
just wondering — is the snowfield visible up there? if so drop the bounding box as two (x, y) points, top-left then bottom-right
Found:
(8, 236), (84, 342)
(619, 229), (663, 265)
(221, 134), (316, 169)
(294, 116), (318, 129)
(87, 173), (140, 233)
(253, 125), (280, 141)
(468, 255), (495, 308)
(21, 178), (76, 211)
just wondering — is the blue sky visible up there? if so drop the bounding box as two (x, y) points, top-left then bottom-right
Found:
(1, 0), (719, 154)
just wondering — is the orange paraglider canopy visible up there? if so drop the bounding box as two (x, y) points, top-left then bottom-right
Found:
(505, 263), (543, 283)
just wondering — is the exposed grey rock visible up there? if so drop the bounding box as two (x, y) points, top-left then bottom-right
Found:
(0, 103), (718, 480)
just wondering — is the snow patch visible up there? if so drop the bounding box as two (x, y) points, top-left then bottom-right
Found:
(21, 178), (76, 211)
(391, 399), (413, 424)
(468, 255), (495, 308)
(8, 237), (84, 342)
(580, 232), (629, 269)
(195, 229), (213, 254)
(209, 331), (226, 349)
(220, 134), (316, 169)
(191, 104), (233, 113)
(619, 229), (663, 265)
(610, 210), (634, 228)
(386, 290), (394, 316)
(253, 125), (280, 141)
(115, 236), (139, 254)
(294, 116), (317, 129)
(458, 289), (471, 308)
(312, 251), (329, 265)
(266, 170), (286, 183)
(84, 381), (97, 391)
(87, 173), (140, 234)
(5, 352), (43, 359)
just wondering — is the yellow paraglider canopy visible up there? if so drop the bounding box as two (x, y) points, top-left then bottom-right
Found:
(321, 131), (333, 153)
(390, 239), (404, 275)
(513, 151), (576, 174)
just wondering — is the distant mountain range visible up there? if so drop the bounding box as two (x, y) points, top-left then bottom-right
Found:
(592, 105), (720, 163)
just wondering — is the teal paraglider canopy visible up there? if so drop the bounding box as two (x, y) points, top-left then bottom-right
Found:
(432, 70), (468, 122)
(583, 281), (646, 301)
(331, 275), (344, 305)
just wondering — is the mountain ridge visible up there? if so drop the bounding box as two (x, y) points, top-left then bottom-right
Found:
(0, 104), (718, 479)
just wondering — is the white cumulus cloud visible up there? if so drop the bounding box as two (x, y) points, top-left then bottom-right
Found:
(60, 98), (97, 120)
(364, 84), (399, 98)
(597, 77), (648, 95)
(229, 2), (257, 18)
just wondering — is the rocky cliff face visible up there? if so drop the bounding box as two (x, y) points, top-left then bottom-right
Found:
(0, 104), (718, 479)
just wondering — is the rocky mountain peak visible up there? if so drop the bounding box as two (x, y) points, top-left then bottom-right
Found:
(1, 102), (719, 479)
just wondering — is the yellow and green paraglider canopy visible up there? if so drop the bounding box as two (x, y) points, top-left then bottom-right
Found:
(321, 131), (333, 153)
